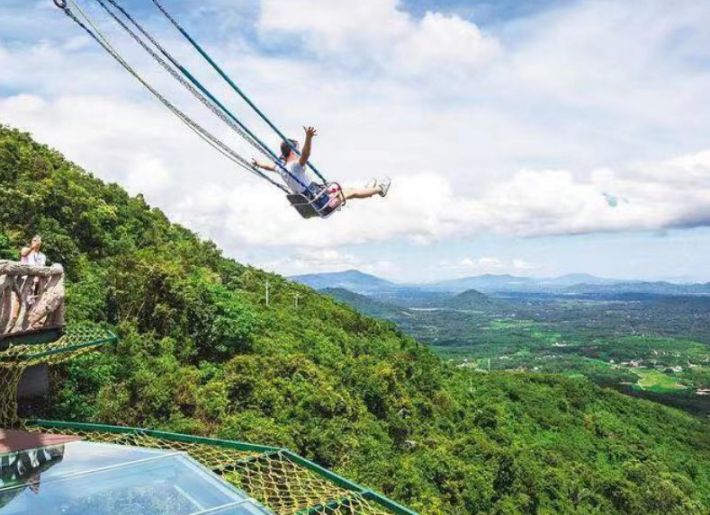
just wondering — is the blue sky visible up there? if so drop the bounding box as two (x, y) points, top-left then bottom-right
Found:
(1, 0), (710, 282)
(403, 0), (561, 24)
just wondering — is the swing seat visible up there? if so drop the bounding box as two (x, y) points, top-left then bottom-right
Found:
(287, 183), (345, 219)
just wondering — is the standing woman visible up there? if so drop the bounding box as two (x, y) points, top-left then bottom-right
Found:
(20, 235), (47, 267)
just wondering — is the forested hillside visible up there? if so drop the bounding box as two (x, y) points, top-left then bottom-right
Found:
(1, 124), (708, 514)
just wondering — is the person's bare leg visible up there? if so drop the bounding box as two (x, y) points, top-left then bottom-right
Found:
(343, 187), (381, 200)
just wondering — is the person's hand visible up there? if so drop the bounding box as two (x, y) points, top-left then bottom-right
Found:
(303, 126), (318, 138)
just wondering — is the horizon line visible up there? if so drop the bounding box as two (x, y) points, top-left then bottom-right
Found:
(286, 268), (710, 286)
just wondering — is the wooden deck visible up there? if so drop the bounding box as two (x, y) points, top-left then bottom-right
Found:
(0, 429), (80, 453)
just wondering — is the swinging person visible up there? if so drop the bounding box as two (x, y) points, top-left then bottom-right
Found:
(252, 126), (391, 206)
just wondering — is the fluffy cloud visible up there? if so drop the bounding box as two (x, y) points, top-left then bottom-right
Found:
(258, 0), (500, 77)
(3, 93), (709, 249)
(159, 147), (710, 248)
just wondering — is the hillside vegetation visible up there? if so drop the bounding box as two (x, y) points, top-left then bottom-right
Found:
(1, 124), (709, 514)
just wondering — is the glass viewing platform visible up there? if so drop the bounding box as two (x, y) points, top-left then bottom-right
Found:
(0, 422), (416, 515)
(0, 439), (269, 514)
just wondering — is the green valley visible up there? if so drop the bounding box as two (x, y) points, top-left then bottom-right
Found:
(320, 284), (710, 418)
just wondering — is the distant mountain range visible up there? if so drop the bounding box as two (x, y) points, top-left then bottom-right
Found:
(563, 281), (710, 295)
(290, 270), (710, 296)
(322, 286), (501, 321)
(426, 273), (537, 292)
(290, 270), (396, 293)
(423, 273), (633, 292)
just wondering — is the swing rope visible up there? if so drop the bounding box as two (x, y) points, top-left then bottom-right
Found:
(56, 0), (290, 193)
(53, 0), (325, 195)
(94, 0), (310, 191)
(149, 0), (329, 185)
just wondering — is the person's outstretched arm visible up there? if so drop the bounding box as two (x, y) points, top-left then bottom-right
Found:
(299, 126), (317, 166)
(252, 159), (277, 172)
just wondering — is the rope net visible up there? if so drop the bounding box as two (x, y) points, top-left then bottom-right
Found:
(24, 424), (397, 514)
(0, 326), (116, 428)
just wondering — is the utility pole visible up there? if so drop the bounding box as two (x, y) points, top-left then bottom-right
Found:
(265, 280), (270, 307)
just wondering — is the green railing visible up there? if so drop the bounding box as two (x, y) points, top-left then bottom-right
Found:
(25, 419), (417, 515)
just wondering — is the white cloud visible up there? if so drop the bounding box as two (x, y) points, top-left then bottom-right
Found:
(183, 150), (710, 246)
(440, 256), (539, 276)
(258, 0), (499, 77)
(254, 247), (399, 278)
(124, 155), (171, 197)
(4, 90), (709, 247)
(466, 152), (710, 236)
(402, 12), (499, 72)
(513, 259), (536, 271)
(0, 92), (250, 204)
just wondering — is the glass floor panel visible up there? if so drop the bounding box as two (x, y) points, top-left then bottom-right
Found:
(0, 441), (272, 514)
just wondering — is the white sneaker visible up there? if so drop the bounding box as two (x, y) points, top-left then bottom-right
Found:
(377, 177), (391, 197)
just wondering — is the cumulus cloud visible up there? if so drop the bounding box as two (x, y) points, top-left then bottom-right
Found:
(3, 93), (709, 249)
(258, 0), (500, 77)
(160, 148), (710, 248)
